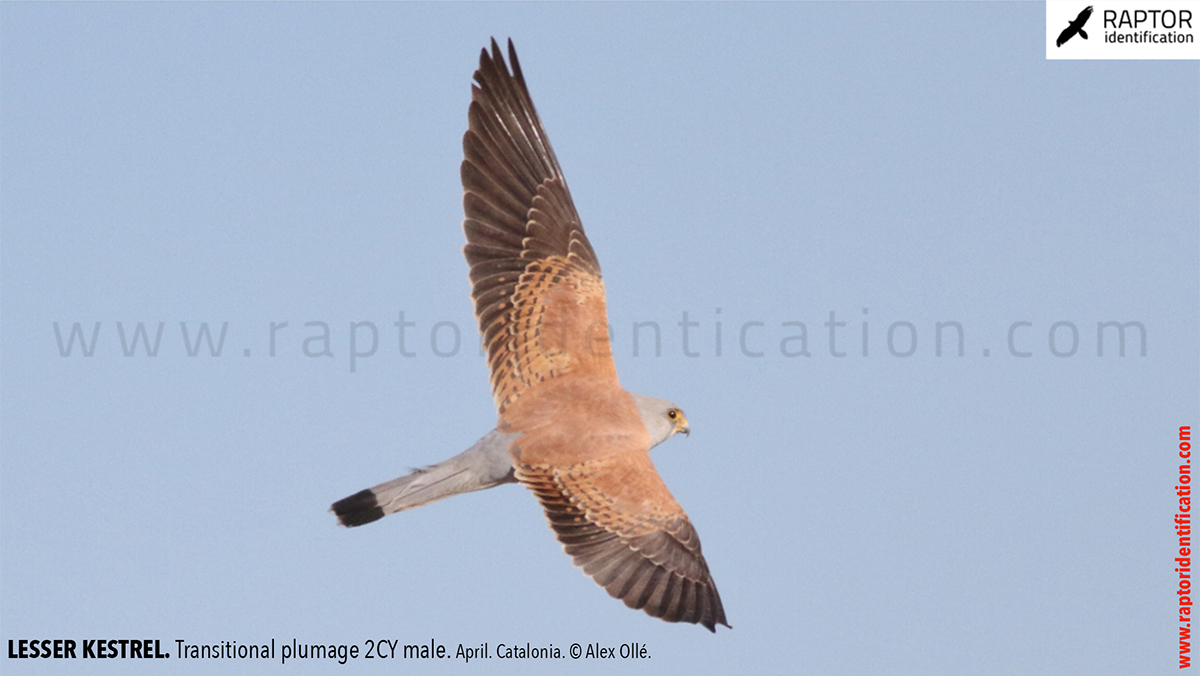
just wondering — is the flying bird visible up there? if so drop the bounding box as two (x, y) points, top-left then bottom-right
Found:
(1056, 5), (1093, 47)
(331, 38), (728, 632)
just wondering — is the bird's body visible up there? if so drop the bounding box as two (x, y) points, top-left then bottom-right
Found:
(331, 39), (728, 632)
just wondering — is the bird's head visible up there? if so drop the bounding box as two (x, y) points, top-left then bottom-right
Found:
(630, 393), (690, 448)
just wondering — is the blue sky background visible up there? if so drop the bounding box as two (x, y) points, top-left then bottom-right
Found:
(2, 3), (1197, 675)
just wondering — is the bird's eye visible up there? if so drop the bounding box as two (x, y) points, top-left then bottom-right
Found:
(668, 409), (678, 420)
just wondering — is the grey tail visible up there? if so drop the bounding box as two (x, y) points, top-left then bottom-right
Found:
(330, 429), (518, 528)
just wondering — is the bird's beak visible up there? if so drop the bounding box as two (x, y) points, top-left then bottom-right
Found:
(679, 423), (690, 437)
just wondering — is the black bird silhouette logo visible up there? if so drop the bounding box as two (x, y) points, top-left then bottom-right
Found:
(1057, 5), (1094, 47)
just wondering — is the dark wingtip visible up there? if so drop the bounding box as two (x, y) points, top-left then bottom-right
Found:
(477, 37), (522, 85)
(506, 38), (523, 82)
(700, 615), (731, 633)
(705, 597), (731, 632)
(330, 488), (385, 528)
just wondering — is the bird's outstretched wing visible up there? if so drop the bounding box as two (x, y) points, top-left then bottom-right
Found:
(461, 39), (613, 417)
(517, 449), (729, 631)
(1076, 5), (1093, 40)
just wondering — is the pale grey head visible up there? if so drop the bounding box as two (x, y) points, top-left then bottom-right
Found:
(629, 393), (690, 448)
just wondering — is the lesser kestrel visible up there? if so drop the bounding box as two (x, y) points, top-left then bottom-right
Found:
(332, 39), (728, 632)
